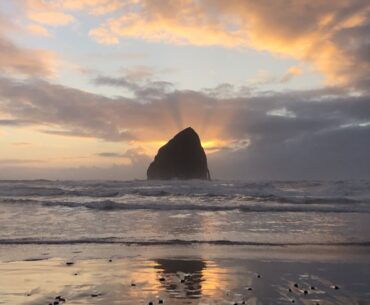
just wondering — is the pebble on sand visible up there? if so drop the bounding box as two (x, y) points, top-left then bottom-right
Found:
(55, 296), (65, 302)
(91, 293), (101, 297)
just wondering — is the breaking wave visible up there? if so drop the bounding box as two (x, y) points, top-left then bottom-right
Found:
(1, 197), (369, 213)
(0, 237), (369, 247)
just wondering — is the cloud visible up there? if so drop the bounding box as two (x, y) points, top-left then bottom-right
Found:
(0, 159), (42, 165)
(92, 74), (175, 99)
(27, 11), (74, 26)
(26, 23), (51, 37)
(23, 0), (131, 28)
(24, 0), (74, 26)
(280, 66), (302, 83)
(17, 1), (370, 89)
(0, 38), (55, 77)
(89, 27), (119, 45)
(87, 0), (370, 90)
(0, 15), (56, 77)
(96, 152), (125, 157)
(89, 2), (248, 47)
(0, 75), (370, 179)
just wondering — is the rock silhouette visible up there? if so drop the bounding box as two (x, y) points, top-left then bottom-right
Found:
(147, 127), (211, 180)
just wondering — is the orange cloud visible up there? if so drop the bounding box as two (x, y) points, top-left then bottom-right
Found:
(25, 0), (75, 26)
(87, 0), (370, 89)
(90, 3), (248, 47)
(0, 34), (56, 76)
(26, 23), (50, 37)
(23, 0), (133, 26)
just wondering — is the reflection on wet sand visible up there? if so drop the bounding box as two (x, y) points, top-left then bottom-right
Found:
(154, 258), (206, 299)
(0, 250), (368, 305)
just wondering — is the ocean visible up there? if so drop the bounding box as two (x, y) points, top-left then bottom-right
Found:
(0, 179), (369, 305)
(0, 179), (369, 246)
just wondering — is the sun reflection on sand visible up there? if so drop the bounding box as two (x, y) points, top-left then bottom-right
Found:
(0, 249), (366, 305)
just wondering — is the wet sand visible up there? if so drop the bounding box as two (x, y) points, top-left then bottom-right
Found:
(0, 244), (369, 305)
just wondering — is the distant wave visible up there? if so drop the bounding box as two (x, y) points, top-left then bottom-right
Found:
(0, 238), (369, 247)
(1, 198), (369, 213)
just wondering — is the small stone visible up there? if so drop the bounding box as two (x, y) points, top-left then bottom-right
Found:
(247, 287), (253, 291)
(65, 262), (74, 266)
(131, 283), (136, 287)
(108, 259), (112, 262)
(291, 300), (295, 303)
(91, 293), (100, 297)
(288, 288), (292, 292)
(148, 302), (153, 305)
(158, 299), (164, 304)
(257, 274), (261, 278)
(159, 277), (165, 282)
(304, 290), (308, 295)
(180, 279), (185, 283)
(294, 283), (298, 288)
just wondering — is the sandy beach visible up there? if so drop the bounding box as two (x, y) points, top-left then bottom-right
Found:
(0, 244), (369, 305)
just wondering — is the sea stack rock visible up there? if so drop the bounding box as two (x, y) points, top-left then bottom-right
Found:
(147, 127), (211, 180)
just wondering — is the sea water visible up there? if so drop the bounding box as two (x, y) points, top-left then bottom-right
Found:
(0, 179), (369, 246)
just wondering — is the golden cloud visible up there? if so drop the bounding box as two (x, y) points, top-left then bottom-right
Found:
(26, 23), (51, 37)
(86, 0), (370, 89)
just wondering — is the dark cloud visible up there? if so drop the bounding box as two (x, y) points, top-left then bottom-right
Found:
(96, 152), (125, 157)
(92, 75), (174, 99)
(0, 159), (42, 165)
(0, 76), (370, 179)
(0, 119), (35, 126)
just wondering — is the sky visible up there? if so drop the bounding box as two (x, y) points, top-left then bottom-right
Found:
(0, 0), (369, 180)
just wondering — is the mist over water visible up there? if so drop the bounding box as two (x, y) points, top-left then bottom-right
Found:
(0, 180), (369, 246)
